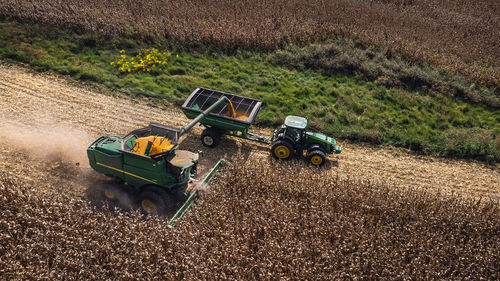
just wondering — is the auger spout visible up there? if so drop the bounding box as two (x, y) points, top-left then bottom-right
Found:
(178, 96), (229, 138)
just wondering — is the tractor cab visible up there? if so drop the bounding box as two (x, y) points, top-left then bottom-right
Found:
(271, 115), (341, 166)
(283, 115), (307, 144)
(271, 116), (307, 145)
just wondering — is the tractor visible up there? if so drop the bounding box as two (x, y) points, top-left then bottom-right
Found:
(270, 115), (341, 166)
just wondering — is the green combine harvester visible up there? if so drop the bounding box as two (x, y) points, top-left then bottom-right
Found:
(87, 96), (229, 218)
(182, 87), (341, 166)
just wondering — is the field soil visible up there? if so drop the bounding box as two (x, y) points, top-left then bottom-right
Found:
(0, 62), (498, 204)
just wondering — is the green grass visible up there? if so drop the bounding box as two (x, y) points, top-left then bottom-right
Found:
(1, 19), (499, 163)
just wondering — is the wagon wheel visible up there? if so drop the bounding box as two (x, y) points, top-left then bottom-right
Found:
(271, 140), (294, 160)
(307, 149), (326, 166)
(201, 128), (221, 148)
(138, 187), (172, 216)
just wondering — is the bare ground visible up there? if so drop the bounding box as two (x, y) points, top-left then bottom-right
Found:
(0, 62), (498, 204)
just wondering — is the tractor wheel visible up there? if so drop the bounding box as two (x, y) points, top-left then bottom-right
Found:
(138, 187), (172, 216)
(271, 140), (294, 160)
(307, 144), (326, 155)
(201, 128), (221, 148)
(101, 183), (122, 202)
(307, 149), (326, 166)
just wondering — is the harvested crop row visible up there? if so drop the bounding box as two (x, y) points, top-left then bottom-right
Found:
(1, 158), (498, 280)
(1, 0), (498, 85)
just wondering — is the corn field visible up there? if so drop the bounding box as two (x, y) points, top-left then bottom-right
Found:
(0, 0), (498, 86)
(1, 158), (498, 279)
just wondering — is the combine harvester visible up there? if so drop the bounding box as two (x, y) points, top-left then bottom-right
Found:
(182, 87), (341, 166)
(87, 87), (341, 220)
(87, 97), (229, 220)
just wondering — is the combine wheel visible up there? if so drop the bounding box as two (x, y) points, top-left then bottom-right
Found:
(138, 187), (172, 216)
(271, 140), (294, 160)
(101, 183), (122, 202)
(201, 128), (221, 148)
(307, 149), (326, 166)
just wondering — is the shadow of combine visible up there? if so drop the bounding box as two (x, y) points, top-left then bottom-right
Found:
(81, 168), (200, 220)
(83, 176), (191, 217)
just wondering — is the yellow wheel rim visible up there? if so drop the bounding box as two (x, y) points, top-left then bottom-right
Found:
(311, 155), (323, 165)
(104, 189), (115, 199)
(203, 136), (214, 146)
(141, 199), (157, 214)
(274, 145), (290, 159)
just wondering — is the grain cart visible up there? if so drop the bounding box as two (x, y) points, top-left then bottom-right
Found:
(181, 87), (341, 166)
(181, 87), (268, 147)
(87, 96), (229, 216)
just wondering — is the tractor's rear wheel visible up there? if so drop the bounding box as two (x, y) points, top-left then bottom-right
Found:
(271, 140), (294, 160)
(307, 149), (326, 166)
(138, 187), (172, 216)
(201, 128), (221, 148)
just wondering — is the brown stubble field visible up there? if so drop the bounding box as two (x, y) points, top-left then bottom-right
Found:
(0, 63), (498, 201)
(1, 0), (499, 85)
(1, 153), (499, 279)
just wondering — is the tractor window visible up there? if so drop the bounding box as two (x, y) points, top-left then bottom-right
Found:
(286, 127), (300, 142)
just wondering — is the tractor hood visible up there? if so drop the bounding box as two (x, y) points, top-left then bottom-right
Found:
(168, 150), (199, 169)
(306, 132), (336, 146)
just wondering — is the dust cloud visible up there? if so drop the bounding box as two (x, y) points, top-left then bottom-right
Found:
(0, 117), (90, 167)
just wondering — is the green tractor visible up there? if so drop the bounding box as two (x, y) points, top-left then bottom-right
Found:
(271, 115), (341, 166)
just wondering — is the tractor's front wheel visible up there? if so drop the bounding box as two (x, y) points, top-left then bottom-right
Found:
(201, 128), (221, 148)
(271, 140), (294, 160)
(307, 149), (326, 166)
(138, 187), (172, 216)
